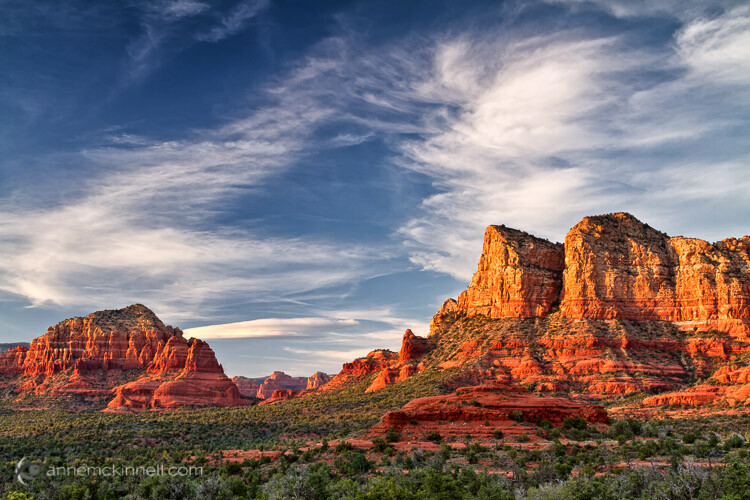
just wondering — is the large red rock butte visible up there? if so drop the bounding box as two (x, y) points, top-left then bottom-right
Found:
(0, 304), (246, 410)
(449, 213), (750, 336)
(370, 381), (608, 440)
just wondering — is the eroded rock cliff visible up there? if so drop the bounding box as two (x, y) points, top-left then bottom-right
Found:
(456, 225), (564, 319)
(560, 213), (750, 336)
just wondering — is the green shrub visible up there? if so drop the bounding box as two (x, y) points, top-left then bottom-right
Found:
(426, 431), (442, 443)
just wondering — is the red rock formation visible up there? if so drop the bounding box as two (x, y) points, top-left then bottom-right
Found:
(399, 329), (429, 363)
(254, 371), (307, 399)
(560, 213), (750, 336)
(324, 350), (397, 389)
(370, 381), (608, 439)
(305, 371), (333, 390)
(231, 376), (264, 398)
(456, 225), (564, 319)
(0, 346), (28, 375)
(429, 299), (458, 336)
(361, 330), (430, 393)
(442, 213), (749, 337)
(20, 304), (179, 378)
(258, 388), (300, 405)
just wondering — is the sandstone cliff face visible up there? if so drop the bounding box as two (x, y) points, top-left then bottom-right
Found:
(0, 304), (245, 410)
(231, 376), (264, 398)
(457, 225), (564, 319)
(0, 346), (28, 375)
(108, 337), (245, 410)
(324, 350), (398, 390)
(560, 213), (750, 336)
(444, 213), (750, 337)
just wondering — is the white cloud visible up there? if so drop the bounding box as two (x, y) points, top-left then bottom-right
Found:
(186, 317), (359, 339)
(160, 0), (209, 20)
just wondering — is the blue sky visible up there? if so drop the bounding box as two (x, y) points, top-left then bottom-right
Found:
(1, 0), (748, 377)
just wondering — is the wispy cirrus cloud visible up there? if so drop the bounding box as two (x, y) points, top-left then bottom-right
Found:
(124, 0), (269, 83)
(388, 3), (750, 280)
(0, 52), (387, 321)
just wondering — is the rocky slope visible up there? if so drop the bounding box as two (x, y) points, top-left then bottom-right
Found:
(0, 305), (246, 410)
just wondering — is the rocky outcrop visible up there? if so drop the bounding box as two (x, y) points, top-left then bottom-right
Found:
(560, 213), (750, 336)
(231, 376), (264, 398)
(361, 331), (431, 393)
(399, 329), (429, 363)
(0, 342), (30, 353)
(306, 371), (333, 390)
(642, 363), (750, 407)
(325, 350), (398, 390)
(0, 346), (28, 375)
(258, 388), (300, 405)
(370, 381), (608, 439)
(429, 299), (458, 336)
(456, 225), (564, 319)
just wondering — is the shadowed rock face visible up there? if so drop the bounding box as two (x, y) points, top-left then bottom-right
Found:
(451, 213), (750, 336)
(0, 304), (246, 410)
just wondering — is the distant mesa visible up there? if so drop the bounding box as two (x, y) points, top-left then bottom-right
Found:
(231, 371), (333, 402)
